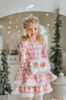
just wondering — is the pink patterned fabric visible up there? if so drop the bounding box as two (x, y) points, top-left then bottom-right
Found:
(13, 40), (57, 96)
(51, 98), (65, 100)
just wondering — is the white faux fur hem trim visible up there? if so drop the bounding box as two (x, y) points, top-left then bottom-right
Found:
(20, 93), (34, 98)
(13, 76), (57, 86)
(35, 92), (44, 97)
(12, 91), (19, 95)
(12, 91), (34, 97)
(45, 88), (53, 93)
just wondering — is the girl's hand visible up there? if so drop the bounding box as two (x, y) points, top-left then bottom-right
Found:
(33, 62), (38, 68)
(40, 62), (45, 68)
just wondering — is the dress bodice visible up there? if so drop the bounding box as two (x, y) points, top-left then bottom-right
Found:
(25, 41), (43, 59)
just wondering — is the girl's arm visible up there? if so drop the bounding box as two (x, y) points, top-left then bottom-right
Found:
(17, 41), (28, 70)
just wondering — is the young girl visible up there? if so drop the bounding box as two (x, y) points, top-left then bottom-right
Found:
(13, 15), (57, 100)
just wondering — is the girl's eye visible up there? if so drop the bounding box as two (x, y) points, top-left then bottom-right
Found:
(35, 28), (37, 30)
(28, 29), (31, 30)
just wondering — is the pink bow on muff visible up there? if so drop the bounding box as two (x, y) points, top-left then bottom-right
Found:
(51, 98), (65, 100)
(40, 62), (45, 68)
(33, 62), (46, 68)
(33, 62), (38, 68)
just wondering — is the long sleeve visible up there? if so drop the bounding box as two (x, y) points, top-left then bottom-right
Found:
(17, 41), (28, 68)
(42, 41), (51, 71)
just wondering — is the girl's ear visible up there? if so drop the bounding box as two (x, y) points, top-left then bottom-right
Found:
(39, 25), (46, 34)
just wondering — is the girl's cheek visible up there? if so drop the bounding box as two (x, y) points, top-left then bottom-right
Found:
(36, 30), (39, 33)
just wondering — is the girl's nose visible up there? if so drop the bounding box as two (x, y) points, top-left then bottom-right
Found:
(32, 29), (35, 33)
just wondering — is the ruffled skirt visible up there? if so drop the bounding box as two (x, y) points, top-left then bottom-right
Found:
(12, 67), (57, 97)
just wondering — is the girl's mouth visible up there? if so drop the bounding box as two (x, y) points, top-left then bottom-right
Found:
(31, 34), (34, 35)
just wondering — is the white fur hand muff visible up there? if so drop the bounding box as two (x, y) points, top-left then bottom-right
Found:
(29, 57), (50, 75)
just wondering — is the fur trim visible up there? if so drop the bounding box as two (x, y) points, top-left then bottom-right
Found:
(12, 91), (19, 95)
(21, 93), (34, 97)
(14, 75), (57, 86)
(45, 88), (53, 93)
(35, 92), (44, 97)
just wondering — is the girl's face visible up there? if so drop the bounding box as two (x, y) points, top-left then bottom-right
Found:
(26, 22), (39, 39)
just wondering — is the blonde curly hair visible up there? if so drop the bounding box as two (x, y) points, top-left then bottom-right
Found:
(21, 15), (44, 44)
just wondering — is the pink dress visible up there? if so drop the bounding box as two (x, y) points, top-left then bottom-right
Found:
(13, 40), (57, 97)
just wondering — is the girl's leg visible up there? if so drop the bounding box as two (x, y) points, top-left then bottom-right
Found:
(24, 97), (32, 100)
(36, 95), (43, 100)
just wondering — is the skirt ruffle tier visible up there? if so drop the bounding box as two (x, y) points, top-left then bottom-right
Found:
(12, 69), (57, 97)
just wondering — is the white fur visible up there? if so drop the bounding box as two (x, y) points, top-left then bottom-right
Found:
(12, 91), (19, 94)
(29, 57), (50, 75)
(39, 25), (46, 34)
(21, 93), (34, 98)
(14, 76), (57, 86)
